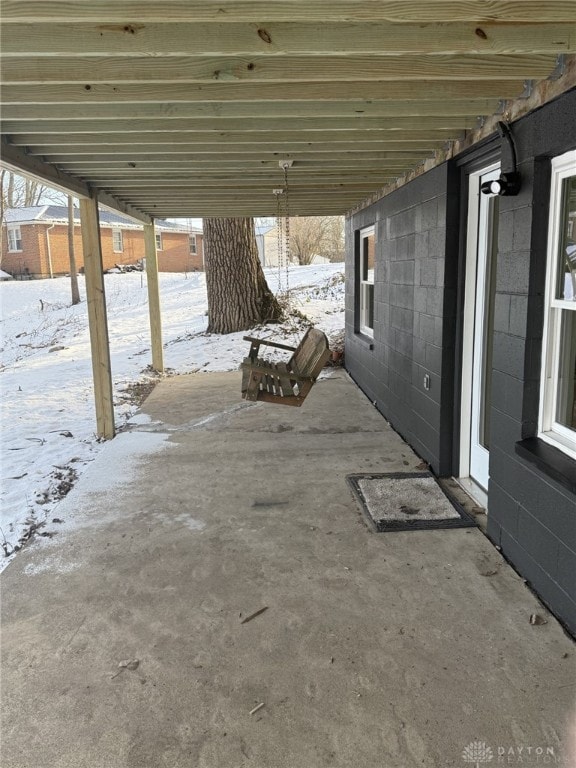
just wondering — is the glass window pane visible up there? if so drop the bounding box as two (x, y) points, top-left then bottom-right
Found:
(556, 175), (576, 301)
(362, 232), (375, 282)
(555, 310), (576, 432)
(367, 284), (374, 330)
(361, 284), (374, 331)
(8, 227), (21, 251)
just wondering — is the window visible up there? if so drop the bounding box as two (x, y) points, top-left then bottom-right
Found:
(358, 226), (375, 336)
(112, 229), (123, 253)
(155, 232), (163, 251)
(7, 225), (22, 252)
(189, 234), (197, 254)
(539, 150), (576, 459)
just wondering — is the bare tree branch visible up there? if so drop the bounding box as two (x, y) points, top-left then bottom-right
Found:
(290, 216), (345, 265)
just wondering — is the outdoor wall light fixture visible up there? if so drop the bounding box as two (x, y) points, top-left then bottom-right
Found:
(481, 121), (521, 196)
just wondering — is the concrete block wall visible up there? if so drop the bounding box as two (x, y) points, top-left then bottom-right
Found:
(346, 87), (576, 634)
(485, 89), (576, 634)
(346, 163), (459, 476)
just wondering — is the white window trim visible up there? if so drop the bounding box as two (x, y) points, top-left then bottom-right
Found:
(359, 225), (375, 337)
(189, 234), (197, 254)
(7, 225), (22, 252)
(155, 232), (163, 251)
(538, 149), (576, 460)
(112, 228), (123, 253)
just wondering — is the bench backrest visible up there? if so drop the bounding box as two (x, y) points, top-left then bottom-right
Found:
(289, 328), (330, 379)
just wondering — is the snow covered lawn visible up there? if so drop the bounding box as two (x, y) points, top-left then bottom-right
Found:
(0, 263), (344, 568)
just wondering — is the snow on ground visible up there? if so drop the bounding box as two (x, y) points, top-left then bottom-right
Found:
(0, 263), (344, 568)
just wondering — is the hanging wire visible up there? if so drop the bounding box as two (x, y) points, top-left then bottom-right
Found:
(274, 189), (284, 293)
(283, 164), (291, 304)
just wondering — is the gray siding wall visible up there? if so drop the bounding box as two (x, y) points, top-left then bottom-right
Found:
(345, 88), (576, 634)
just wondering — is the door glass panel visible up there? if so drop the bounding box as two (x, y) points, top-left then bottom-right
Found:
(480, 195), (499, 449)
(462, 162), (500, 492)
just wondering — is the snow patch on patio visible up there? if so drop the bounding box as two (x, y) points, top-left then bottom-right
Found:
(1, 264), (344, 568)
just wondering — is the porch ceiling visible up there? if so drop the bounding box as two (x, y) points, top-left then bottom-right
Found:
(1, 2), (575, 221)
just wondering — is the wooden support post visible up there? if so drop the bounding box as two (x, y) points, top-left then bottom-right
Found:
(79, 196), (115, 439)
(143, 222), (164, 373)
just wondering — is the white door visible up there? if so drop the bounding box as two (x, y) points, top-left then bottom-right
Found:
(460, 164), (500, 494)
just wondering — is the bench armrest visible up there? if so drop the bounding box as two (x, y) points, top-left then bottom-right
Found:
(243, 335), (297, 352)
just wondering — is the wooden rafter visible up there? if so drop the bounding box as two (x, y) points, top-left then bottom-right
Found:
(2, 21), (574, 57)
(3, 1), (575, 23)
(1, 2), (575, 217)
(0, 54), (559, 84)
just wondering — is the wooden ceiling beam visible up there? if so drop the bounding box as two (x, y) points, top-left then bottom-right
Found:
(0, 99), (503, 121)
(0, 138), (152, 222)
(9, 130), (463, 146)
(41, 151), (436, 164)
(0, 116), (480, 134)
(3, 1), (575, 23)
(23, 142), (449, 155)
(77, 168), (409, 177)
(1, 54), (557, 84)
(2, 4), (572, 220)
(153, 209), (352, 216)
(54, 157), (425, 170)
(0, 137), (89, 198)
(156, 204), (348, 208)
(111, 196), (371, 206)
(0, 80), (527, 104)
(69, 173), (408, 184)
(100, 189), (383, 198)
(2, 21), (573, 57)
(47, 166), (419, 177)
(111, 187), (375, 195)
(88, 177), (399, 188)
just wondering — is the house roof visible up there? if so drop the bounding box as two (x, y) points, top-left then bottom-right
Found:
(3, 205), (48, 223)
(255, 224), (276, 237)
(1, 5), (575, 219)
(3, 206), (202, 233)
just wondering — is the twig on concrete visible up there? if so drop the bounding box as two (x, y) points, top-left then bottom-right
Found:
(241, 607), (268, 625)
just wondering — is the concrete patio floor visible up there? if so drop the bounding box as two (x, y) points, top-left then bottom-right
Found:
(1, 370), (574, 768)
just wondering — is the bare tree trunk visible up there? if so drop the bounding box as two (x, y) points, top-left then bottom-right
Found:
(7, 173), (15, 208)
(0, 170), (5, 267)
(203, 218), (282, 334)
(67, 196), (81, 305)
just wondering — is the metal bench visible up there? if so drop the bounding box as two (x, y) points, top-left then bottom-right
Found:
(240, 327), (330, 406)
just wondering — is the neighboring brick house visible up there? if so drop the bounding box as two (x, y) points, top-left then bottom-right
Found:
(1, 206), (204, 278)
